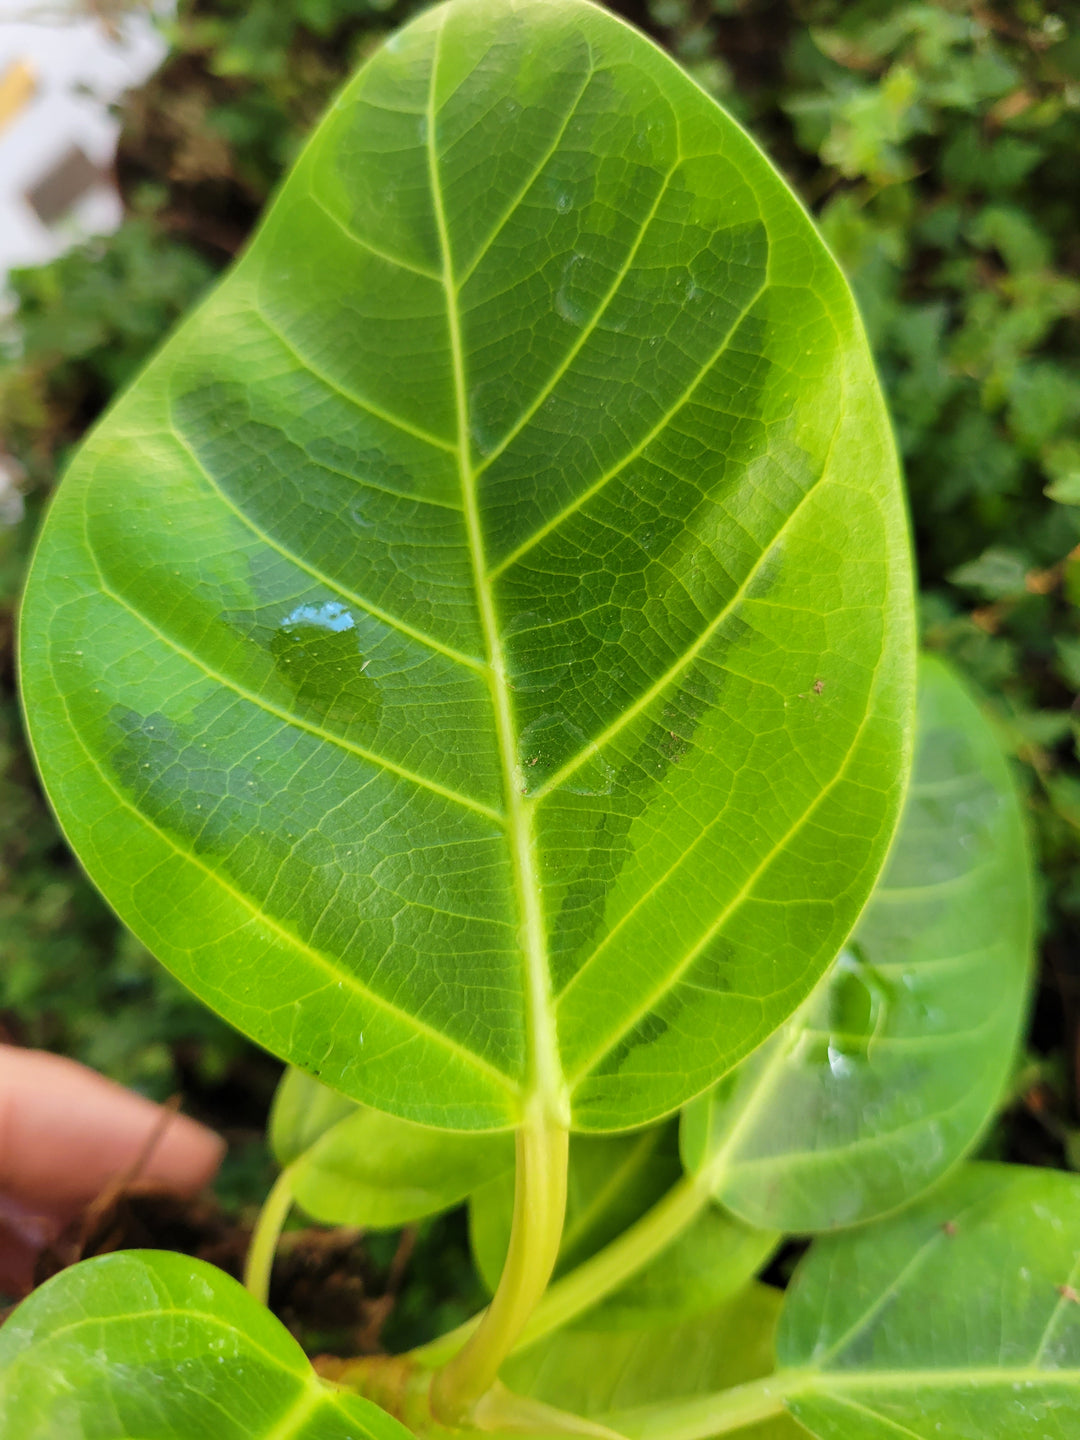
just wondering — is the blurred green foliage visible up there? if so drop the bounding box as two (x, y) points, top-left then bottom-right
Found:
(2, 0), (1079, 1153)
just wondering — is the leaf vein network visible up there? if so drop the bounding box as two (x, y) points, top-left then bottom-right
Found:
(475, 151), (684, 475)
(532, 408), (844, 799)
(565, 682), (879, 1087)
(488, 273), (770, 579)
(250, 306), (458, 456)
(48, 668), (519, 1092)
(305, 188), (443, 281)
(454, 50), (596, 290)
(163, 411), (487, 674)
(79, 517), (503, 825)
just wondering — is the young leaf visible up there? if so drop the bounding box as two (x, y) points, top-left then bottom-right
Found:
(19, 0), (914, 1131)
(472, 1130), (776, 1326)
(270, 1064), (358, 1165)
(504, 1284), (800, 1439)
(270, 1065), (513, 1227)
(302, 1108), (511, 1231)
(0, 1249), (411, 1440)
(778, 1164), (1080, 1438)
(682, 654), (1032, 1230)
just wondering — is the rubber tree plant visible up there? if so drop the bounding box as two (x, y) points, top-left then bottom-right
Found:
(7, 1), (1062, 1437)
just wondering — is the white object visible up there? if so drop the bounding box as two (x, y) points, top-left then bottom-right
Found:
(0, 2), (169, 278)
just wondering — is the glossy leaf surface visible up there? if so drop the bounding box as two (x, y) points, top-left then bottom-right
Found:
(20, 0), (913, 1131)
(504, 1285), (800, 1439)
(779, 1165), (1080, 1438)
(682, 655), (1032, 1230)
(0, 1249), (411, 1440)
(472, 1130), (776, 1325)
(274, 1068), (513, 1227)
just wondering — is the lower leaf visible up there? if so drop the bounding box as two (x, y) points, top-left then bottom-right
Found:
(0, 1250), (411, 1440)
(503, 1284), (800, 1439)
(606, 1165), (1080, 1440)
(779, 1164), (1080, 1439)
(273, 1066), (514, 1228)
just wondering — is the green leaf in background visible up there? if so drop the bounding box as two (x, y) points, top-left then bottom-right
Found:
(0, 1250), (411, 1440)
(604, 1166), (1080, 1440)
(681, 654), (1033, 1231)
(19, 0), (913, 1131)
(270, 1063), (359, 1165)
(472, 1130), (776, 1327)
(273, 1068), (514, 1228)
(504, 1283), (800, 1440)
(590, 1208), (779, 1332)
(778, 1164), (1080, 1439)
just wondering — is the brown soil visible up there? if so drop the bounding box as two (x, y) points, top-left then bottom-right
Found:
(1, 1184), (414, 1359)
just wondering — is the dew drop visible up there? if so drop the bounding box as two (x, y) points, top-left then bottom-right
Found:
(271, 601), (381, 729)
(517, 712), (615, 797)
(555, 253), (589, 326)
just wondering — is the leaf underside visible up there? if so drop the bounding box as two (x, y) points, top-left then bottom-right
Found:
(682, 654), (1033, 1231)
(780, 1164), (1080, 1439)
(20, 0), (913, 1130)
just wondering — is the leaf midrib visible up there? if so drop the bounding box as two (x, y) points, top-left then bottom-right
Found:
(810, 1364), (1080, 1392)
(426, 12), (566, 1125)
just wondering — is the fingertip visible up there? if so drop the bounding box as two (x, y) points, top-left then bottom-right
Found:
(141, 1111), (227, 1195)
(0, 1045), (225, 1212)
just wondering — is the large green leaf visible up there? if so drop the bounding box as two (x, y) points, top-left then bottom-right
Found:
(681, 654), (1032, 1230)
(778, 1164), (1080, 1438)
(0, 1250), (411, 1440)
(20, 0), (913, 1131)
(273, 1067), (513, 1227)
(472, 1129), (775, 1326)
(504, 1284), (800, 1439)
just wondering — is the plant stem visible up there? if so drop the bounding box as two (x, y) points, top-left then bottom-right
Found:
(515, 1171), (709, 1351)
(244, 1164), (295, 1306)
(430, 1111), (568, 1425)
(608, 1372), (808, 1440)
(413, 1171), (713, 1371)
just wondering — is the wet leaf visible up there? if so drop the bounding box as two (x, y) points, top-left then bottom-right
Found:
(779, 1165), (1080, 1438)
(682, 655), (1033, 1231)
(20, 0), (913, 1131)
